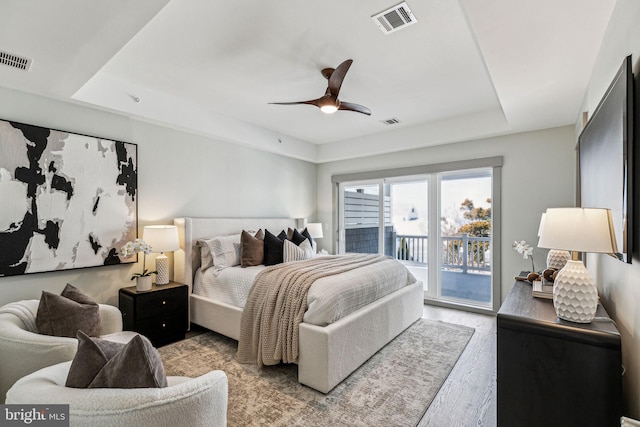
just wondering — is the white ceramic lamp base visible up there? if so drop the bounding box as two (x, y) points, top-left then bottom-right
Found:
(553, 260), (598, 323)
(155, 253), (169, 285)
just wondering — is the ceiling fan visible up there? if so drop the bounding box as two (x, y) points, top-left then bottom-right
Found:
(270, 59), (371, 116)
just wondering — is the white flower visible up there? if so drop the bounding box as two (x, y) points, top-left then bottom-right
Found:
(120, 238), (153, 257)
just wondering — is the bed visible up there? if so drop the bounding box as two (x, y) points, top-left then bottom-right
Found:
(173, 217), (424, 393)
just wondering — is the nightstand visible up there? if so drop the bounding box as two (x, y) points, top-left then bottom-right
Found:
(497, 279), (622, 427)
(118, 281), (188, 347)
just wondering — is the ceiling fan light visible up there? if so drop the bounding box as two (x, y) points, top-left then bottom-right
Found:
(320, 105), (338, 114)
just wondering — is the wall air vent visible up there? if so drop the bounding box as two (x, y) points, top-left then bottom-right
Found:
(0, 50), (32, 71)
(372, 2), (417, 35)
(381, 117), (401, 125)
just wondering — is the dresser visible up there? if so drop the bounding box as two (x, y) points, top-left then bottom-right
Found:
(119, 282), (188, 347)
(497, 280), (622, 427)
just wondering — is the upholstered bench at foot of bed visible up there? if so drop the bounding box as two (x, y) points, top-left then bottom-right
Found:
(298, 280), (424, 393)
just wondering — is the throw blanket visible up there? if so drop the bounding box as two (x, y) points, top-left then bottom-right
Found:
(237, 254), (386, 366)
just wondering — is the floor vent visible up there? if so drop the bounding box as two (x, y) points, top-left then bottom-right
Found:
(381, 117), (401, 125)
(0, 50), (32, 71)
(372, 2), (417, 35)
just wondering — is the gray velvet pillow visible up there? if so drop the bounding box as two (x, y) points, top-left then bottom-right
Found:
(36, 284), (101, 337)
(241, 229), (264, 267)
(66, 331), (167, 389)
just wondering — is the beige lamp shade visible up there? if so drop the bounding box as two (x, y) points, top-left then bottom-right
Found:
(537, 208), (618, 254)
(143, 225), (180, 253)
(307, 223), (324, 239)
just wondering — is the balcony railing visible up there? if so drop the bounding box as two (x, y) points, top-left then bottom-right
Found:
(395, 233), (491, 273)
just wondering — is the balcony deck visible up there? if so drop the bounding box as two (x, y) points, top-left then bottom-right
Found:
(405, 263), (491, 304)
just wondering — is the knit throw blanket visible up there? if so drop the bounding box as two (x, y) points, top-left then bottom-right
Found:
(237, 254), (386, 366)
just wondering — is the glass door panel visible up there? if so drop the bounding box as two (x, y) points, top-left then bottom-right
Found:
(342, 184), (381, 254)
(438, 170), (492, 308)
(389, 180), (429, 293)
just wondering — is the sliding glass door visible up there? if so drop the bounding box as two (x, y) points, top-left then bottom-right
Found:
(337, 165), (498, 312)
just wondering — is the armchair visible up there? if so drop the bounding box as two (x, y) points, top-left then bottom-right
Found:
(6, 361), (228, 427)
(0, 299), (136, 402)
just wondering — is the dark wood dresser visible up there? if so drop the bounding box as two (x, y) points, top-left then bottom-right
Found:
(119, 281), (188, 347)
(497, 280), (622, 427)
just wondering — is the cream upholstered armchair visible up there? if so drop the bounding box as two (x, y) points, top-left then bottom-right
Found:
(0, 299), (136, 402)
(6, 361), (228, 427)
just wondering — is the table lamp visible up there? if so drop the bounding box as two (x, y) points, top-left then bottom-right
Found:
(537, 208), (618, 323)
(143, 225), (180, 285)
(306, 223), (324, 239)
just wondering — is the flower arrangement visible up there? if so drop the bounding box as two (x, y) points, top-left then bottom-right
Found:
(512, 240), (535, 273)
(121, 238), (157, 280)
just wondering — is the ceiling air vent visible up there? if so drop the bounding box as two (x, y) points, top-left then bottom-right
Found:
(381, 117), (401, 125)
(372, 2), (417, 35)
(0, 50), (32, 71)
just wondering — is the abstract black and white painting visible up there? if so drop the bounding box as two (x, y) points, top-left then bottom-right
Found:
(0, 119), (137, 277)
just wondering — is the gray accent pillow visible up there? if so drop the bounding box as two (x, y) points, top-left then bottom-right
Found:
(36, 284), (101, 337)
(66, 331), (167, 389)
(241, 229), (264, 267)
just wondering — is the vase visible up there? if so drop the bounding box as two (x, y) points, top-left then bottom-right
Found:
(136, 276), (152, 292)
(547, 249), (570, 270)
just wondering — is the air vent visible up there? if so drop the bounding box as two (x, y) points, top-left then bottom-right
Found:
(381, 117), (401, 125)
(0, 50), (32, 71)
(372, 2), (417, 35)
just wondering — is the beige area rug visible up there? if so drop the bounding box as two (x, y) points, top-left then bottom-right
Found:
(159, 319), (474, 427)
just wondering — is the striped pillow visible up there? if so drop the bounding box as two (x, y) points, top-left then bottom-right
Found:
(283, 239), (315, 262)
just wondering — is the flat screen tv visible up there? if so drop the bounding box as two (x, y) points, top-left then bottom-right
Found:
(579, 55), (634, 263)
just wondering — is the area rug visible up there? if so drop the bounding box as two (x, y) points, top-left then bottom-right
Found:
(159, 319), (474, 427)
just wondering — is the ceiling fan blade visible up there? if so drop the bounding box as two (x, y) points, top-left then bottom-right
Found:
(328, 59), (353, 98)
(339, 101), (371, 116)
(269, 99), (322, 107)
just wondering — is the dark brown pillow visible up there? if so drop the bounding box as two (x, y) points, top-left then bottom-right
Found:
(66, 331), (125, 388)
(241, 229), (264, 267)
(36, 284), (101, 337)
(66, 331), (167, 389)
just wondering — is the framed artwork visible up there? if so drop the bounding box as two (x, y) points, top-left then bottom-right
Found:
(0, 119), (137, 277)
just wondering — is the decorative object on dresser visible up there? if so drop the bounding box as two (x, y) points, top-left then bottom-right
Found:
(497, 279), (621, 427)
(537, 207), (618, 323)
(118, 282), (188, 347)
(0, 119), (137, 277)
(142, 225), (180, 285)
(538, 213), (570, 269)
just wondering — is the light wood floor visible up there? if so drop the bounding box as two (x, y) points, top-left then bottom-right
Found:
(418, 305), (497, 427)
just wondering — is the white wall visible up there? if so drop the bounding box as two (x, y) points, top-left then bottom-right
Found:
(0, 87), (316, 307)
(577, 0), (640, 418)
(317, 125), (577, 302)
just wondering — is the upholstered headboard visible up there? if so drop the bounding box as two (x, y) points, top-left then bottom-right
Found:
(173, 217), (301, 290)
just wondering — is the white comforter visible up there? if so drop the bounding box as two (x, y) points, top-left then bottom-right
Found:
(193, 255), (416, 326)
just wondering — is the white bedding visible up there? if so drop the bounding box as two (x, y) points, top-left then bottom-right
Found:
(193, 255), (416, 326)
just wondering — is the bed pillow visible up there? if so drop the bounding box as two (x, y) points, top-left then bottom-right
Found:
(264, 229), (287, 265)
(36, 284), (101, 338)
(283, 239), (316, 262)
(301, 227), (315, 247)
(287, 228), (308, 246)
(66, 331), (167, 389)
(210, 234), (242, 268)
(199, 234), (241, 269)
(197, 238), (216, 271)
(241, 229), (264, 267)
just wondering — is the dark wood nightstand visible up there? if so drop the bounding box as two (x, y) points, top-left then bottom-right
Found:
(118, 281), (188, 347)
(497, 280), (622, 427)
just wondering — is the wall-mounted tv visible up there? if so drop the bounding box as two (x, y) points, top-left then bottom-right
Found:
(578, 55), (634, 263)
